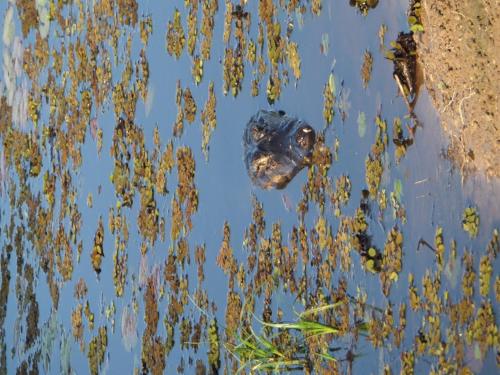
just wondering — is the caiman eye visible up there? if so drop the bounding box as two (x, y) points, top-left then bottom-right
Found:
(295, 125), (315, 150)
(252, 125), (266, 141)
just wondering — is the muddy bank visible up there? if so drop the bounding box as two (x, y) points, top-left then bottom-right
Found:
(415, 0), (499, 177)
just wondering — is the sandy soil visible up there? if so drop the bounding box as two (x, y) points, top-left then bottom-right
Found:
(415, 0), (499, 177)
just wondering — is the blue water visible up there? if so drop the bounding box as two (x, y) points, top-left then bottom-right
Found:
(0, 0), (498, 374)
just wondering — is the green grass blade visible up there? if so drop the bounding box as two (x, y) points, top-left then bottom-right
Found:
(298, 302), (345, 318)
(257, 318), (339, 336)
(314, 351), (338, 362)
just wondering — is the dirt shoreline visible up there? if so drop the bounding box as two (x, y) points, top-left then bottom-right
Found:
(415, 0), (499, 177)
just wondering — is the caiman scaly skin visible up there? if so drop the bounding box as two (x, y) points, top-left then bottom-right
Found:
(243, 110), (316, 189)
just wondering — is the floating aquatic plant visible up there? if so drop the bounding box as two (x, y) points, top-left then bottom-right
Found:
(166, 9), (185, 59)
(87, 326), (108, 375)
(361, 50), (373, 88)
(408, 0), (424, 33)
(201, 82), (217, 161)
(323, 75), (335, 125)
(462, 207), (479, 238)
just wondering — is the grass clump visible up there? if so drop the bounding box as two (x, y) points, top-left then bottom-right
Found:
(227, 302), (368, 373)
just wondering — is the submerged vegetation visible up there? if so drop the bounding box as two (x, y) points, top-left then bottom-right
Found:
(0, 1), (497, 375)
